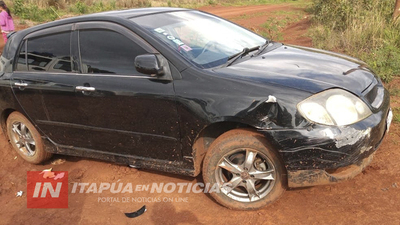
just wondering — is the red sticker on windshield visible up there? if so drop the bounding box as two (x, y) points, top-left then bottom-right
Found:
(180, 45), (192, 52)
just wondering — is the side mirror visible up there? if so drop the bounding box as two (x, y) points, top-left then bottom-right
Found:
(134, 54), (165, 76)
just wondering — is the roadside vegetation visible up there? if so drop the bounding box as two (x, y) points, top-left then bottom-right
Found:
(259, 9), (306, 41)
(10, 0), (298, 23)
(309, 0), (400, 82)
(393, 106), (400, 123)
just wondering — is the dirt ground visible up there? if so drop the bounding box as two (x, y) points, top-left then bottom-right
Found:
(1, 3), (400, 225)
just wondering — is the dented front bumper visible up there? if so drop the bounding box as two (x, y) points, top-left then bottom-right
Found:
(260, 96), (391, 187)
(287, 151), (375, 187)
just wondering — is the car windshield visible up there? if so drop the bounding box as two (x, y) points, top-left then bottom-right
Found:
(131, 10), (266, 69)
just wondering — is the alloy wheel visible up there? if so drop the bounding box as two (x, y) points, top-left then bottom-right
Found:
(10, 121), (36, 157)
(215, 148), (276, 203)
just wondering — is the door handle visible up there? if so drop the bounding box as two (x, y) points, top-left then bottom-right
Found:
(14, 82), (28, 87)
(76, 86), (96, 92)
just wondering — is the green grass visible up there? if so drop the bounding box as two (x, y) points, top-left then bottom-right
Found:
(232, 11), (270, 20)
(309, 0), (400, 82)
(218, 0), (299, 6)
(389, 87), (400, 97)
(12, 0), (131, 22)
(393, 107), (400, 123)
(257, 10), (305, 41)
(260, 18), (287, 41)
(233, 9), (305, 20)
(10, 0), (306, 23)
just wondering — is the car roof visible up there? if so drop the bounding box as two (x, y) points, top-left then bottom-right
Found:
(88, 7), (190, 18)
(52, 7), (191, 25)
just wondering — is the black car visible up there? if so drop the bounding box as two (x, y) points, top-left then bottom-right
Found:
(0, 7), (392, 210)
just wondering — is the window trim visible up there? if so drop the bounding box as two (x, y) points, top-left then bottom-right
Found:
(13, 21), (173, 80)
(17, 40), (28, 71)
(24, 24), (73, 40)
(14, 24), (75, 73)
(75, 22), (156, 53)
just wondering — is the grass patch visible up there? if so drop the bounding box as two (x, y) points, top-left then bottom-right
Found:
(389, 87), (400, 97)
(233, 9), (305, 20)
(9, 0), (305, 23)
(258, 10), (305, 41)
(219, 0), (299, 6)
(260, 18), (287, 41)
(309, 0), (400, 82)
(232, 11), (270, 20)
(393, 107), (400, 123)
(13, 0), (59, 22)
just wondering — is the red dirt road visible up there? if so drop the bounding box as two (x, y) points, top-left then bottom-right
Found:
(201, 4), (312, 46)
(0, 3), (399, 225)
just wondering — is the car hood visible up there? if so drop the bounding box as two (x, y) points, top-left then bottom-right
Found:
(214, 44), (377, 95)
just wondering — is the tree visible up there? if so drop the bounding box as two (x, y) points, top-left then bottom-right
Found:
(394, 0), (400, 21)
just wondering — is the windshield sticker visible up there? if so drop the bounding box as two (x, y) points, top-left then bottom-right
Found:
(180, 45), (192, 52)
(167, 35), (176, 40)
(154, 28), (165, 33)
(173, 39), (184, 46)
(154, 27), (192, 51)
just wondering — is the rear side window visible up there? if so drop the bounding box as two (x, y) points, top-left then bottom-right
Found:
(78, 29), (148, 75)
(16, 32), (72, 73)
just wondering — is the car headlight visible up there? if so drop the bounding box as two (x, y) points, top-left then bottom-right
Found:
(297, 89), (372, 126)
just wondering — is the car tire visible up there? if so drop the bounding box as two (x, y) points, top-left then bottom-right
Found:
(202, 128), (286, 210)
(6, 111), (52, 164)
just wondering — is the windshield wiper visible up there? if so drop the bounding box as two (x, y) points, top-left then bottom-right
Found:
(224, 46), (260, 67)
(253, 40), (272, 56)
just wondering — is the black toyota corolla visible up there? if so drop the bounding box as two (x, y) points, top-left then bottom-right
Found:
(0, 7), (392, 210)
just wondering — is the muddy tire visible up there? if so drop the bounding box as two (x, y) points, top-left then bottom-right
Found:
(202, 128), (286, 210)
(6, 111), (52, 164)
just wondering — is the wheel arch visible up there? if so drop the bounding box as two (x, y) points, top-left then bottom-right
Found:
(1, 108), (16, 137)
(191, 121), (280, 177)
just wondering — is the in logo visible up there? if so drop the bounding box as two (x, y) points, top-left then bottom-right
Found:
(27, 170), (68, 208)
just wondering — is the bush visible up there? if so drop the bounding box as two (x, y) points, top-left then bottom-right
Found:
(310, 0), (400, 82)
(11, 0), (154, 20)
(74, 1), (88, 14)
(11, 0), (59, 22)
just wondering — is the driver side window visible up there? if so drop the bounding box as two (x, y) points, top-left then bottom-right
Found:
(78, 29), (148, 75)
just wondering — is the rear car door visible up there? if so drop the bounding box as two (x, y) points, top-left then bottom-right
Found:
(11, 25), (80, 138)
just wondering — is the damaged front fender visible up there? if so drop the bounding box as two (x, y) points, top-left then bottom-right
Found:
(259, 100), (390, 187)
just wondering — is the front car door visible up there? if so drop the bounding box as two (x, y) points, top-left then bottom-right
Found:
(70, 22), (181, 161)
